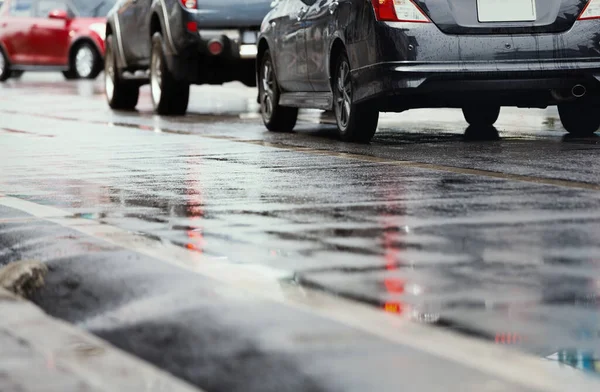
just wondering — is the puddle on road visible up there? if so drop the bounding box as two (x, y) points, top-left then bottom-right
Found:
(4, 81), (600, 381)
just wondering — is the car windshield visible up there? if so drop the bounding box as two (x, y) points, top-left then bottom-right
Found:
(70, 0), (116, 17)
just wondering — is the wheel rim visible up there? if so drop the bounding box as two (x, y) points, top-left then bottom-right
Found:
(104, 47), (115, 101)
(75, 46), (94, 78)
(0, 52), (5, 77)
(260, 59), (275, 122)
(150, 49), (162, 107)
(335, 60), (352, 130)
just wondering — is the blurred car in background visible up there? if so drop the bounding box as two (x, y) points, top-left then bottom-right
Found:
(258, 0), (600, 142)
(0, 0), (112, 82)
(105, 0), (272, 115)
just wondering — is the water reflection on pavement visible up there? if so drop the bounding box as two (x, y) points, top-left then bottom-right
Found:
(2, 74), (600, 382)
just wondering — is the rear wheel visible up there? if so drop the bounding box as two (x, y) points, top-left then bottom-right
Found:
(462, 105), (501, 126)
(0, 49), (11, 82)
(150, 32), (189, 116)
(105, 35), (139, 111)
(333, 52), (378, 143)
(259, 50), (298, 132)
(559, 101), (600, 136)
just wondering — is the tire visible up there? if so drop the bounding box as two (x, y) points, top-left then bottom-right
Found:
(462, 105), (501, 126)
(62, 70), (78, 80)
(10, 70), (24, 79)
(105, 35), (139, 111)
(73, 42), (102, 79)
(558, 100), (600, 136)
(0, 49), (11, 82)
(258, 50), (298, 132)
(332, 51), (378, 143)
(150, 32), (189, 116)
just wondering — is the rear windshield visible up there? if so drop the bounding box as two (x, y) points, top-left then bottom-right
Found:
(70, 0), (117, 17)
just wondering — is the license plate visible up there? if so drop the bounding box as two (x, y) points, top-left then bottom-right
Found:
(477, 0), (536, 23)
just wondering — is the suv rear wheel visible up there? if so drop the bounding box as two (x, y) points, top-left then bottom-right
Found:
(462, 105), (501, 126)
(558, 101), (600, 137)
(0, 49), (11, 82)
(150, 32), (189, 116)
(333, 51), (379, 143)
(105, 35), (139, 110)
(259, 50), (298, 132)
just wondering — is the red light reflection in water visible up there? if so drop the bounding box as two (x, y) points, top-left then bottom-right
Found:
(495, 333), (524, 345)
(384, 302), (403, 314)
(184, 155), (205, 254)
(381, 198), (407, 315)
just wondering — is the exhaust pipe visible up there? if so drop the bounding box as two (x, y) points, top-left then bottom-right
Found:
(572, 84), (587, 98)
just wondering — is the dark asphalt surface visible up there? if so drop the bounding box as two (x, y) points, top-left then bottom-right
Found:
(0, 206), (539, 392)
(2, 73), (600, 389)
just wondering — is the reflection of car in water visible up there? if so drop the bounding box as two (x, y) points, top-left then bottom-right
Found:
(258, 0), (600, 142)
(0, 0), (113, 82)
(104, 0), (272, 115)
(546, 350), (600, 374)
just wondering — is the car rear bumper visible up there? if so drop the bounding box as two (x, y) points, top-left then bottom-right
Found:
(352, 59), (600, 109)
(166, 27), (259, 85)
(196, 29), (258, 59)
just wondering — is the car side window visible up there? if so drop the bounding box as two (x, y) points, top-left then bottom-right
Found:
(35, 0), (67, 17)
(9, 0), (33, 16)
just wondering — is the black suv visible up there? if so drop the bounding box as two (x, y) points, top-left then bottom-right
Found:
(104, 0), (272, 115)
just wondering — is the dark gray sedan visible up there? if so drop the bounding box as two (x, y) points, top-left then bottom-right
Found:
(257, 0), (600, 142)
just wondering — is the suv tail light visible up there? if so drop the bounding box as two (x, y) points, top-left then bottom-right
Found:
(180, 0), (197, 9)
(370, 0), (430, 23)
(579, 0), (600, 20)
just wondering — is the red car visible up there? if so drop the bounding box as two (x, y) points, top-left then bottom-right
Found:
(0, 0), (111, 82)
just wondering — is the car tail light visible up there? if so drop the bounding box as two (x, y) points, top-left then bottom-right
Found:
(208, 40), (224, 56)
(579, 0), (600, 20)
(370, 0), (430, 23)
(180, 0), (197, 9)
(186, 21), (197, 32)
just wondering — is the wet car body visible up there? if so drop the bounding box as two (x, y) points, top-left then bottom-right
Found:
(105, 0), (272, 115)
(257, 0), (600, 142)
(0, 0), (110, 81)
(353, 0), (600, 109)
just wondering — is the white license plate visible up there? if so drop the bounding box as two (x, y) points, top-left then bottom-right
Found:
(477, 0), (536, 22)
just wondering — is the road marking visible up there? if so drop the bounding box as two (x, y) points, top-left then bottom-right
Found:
(0, 195), (599, 391)
(2, 109), (599, 192)
(0, 217), (42, 223)
(0, 127), (55, 138)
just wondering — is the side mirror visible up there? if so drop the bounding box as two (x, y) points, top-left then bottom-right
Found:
(48, 9), (69, 20)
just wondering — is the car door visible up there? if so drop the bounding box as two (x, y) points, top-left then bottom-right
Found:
(128, 0), (150, 62)
(274, 0), (312, 92)
(0, 0), (36, 64)
(304, 0), (355, 92)
(118, 0), (144, 64)
(130, 0), (151, 63)
(30, 0), (71, 65)
(303, 0), (334, 92)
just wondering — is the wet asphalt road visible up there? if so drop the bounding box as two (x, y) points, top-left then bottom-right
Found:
(2, 73), (600, 389)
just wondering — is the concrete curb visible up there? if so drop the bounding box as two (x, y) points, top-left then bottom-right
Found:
(0, 287), (204, 392)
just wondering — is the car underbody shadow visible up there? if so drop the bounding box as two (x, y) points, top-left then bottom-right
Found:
(463, 125), (500, 141)
(561, 133), (600, 143)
